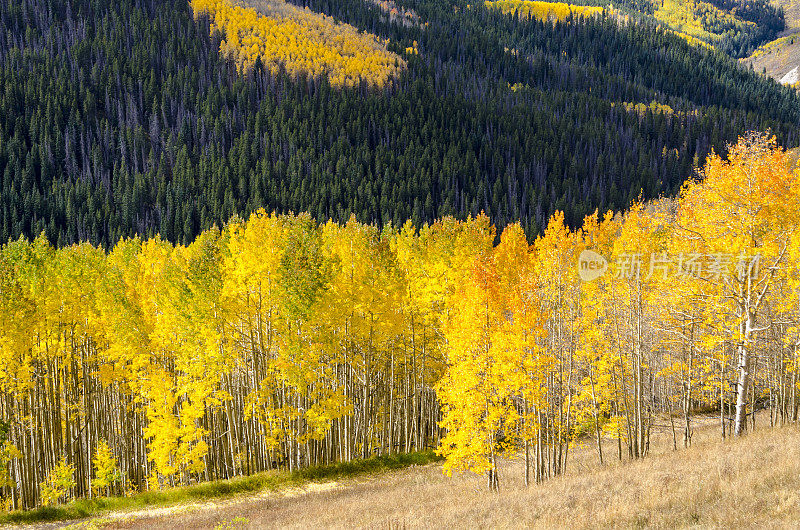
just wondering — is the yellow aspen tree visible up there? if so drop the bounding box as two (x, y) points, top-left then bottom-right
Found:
(391, 218), (466, 455)
(606, 202), (675, 458)
(530, 211), (583, 475)
(321, 217), (399, 460)
(39, 458), (75, 506)
(222, 211), (288, 472)
(92, 441), (121, 497)
(438, 220), (525, 491)
(274, 214), (330, 470)
(490, 222), (542, 485)
(575, 211), (622, 463)
(436, 266), (502, 490)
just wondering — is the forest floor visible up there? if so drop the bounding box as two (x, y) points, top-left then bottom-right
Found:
(19, 411), (800, 529)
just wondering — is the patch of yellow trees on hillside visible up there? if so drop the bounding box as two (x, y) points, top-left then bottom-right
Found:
(485, 0), (603, 22)
(653, 0), (745, 50)
(191, 0), (406, 88)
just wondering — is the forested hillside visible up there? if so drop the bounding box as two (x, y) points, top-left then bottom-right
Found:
(1, 0), (799, 247)
(651, 0), (784, 57)
(484, 0), (784, 57)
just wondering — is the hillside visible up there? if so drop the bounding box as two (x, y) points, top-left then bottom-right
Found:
(742, 0), (800, 83)
(56, 419), (800, 528)
(1, 135), (799, 515)
(489, 0), (786, 57)
(1, 0), (799, 248)
(742, 34), (800, 84)
(647, 0), (784, 57)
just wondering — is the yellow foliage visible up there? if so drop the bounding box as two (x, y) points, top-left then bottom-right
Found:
(485, 0), (603, 22)
(669, 29), (715, 50)
(622, 100), (675, 116)
(40, 458), (75, 506)
(92, 441), (122, 495)
(743, 35), (791, 62)
(191, 0), (406, 88)
(653, 0), (746, 49)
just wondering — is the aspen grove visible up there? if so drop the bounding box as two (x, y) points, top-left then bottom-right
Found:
(0, 133), (799, 508)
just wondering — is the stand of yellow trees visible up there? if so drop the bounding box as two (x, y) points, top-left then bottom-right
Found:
(485, 0), (604, 23)
(191, 0), (406, 88)
(0, 212), (488, 509)
(437, 133), (800, 488)
(0, 133), (798, 508)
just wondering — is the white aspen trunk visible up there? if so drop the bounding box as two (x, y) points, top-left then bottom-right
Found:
(734, 311), (755, 437)
(720, 359), (726, 439)
(684, 330), (694, 447)
(634, 286), (643, 458)
(487, 434), (499, 492)
(388, 346), (394, 455)
(523, 398), (530, 486)
(792, 345), (798, 422)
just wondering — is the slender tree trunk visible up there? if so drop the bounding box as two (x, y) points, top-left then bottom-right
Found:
(734, 311), (755, 437)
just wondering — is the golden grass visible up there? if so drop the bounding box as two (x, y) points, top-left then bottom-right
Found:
(90, 415), (800, 528)
(786, 147), (800, 169)
(0, 452), (439, 527)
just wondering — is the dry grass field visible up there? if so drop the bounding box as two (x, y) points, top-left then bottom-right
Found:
(53, 414), (800, 529)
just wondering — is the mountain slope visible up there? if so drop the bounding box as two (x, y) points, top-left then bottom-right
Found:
(488, 0), (787, 58)
(190, 0), (406, 87)
(1, 0), (799, 248)
(742, 0), (800, 83)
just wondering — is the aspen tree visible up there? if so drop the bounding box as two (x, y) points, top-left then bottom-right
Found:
(576, 211), (621, 463)
(92, 441), (121, 497)
(39, 458), (75, 506)
(530, 212), (583, 474)
(437, 224), (516, 491)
